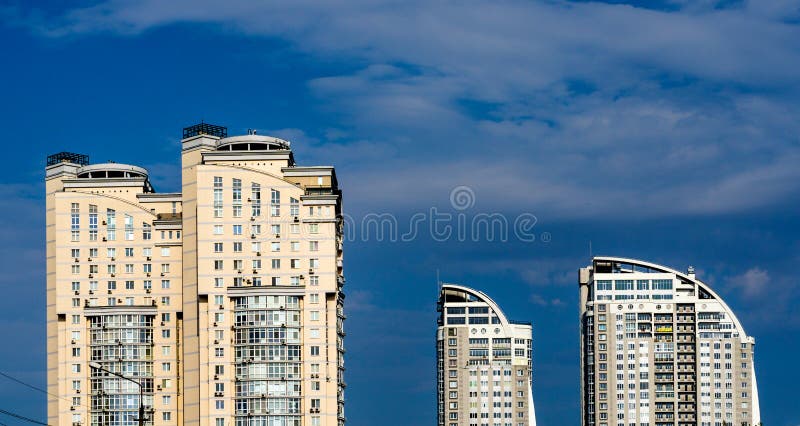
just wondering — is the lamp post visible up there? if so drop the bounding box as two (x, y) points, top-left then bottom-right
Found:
(88, 362), (146, 426)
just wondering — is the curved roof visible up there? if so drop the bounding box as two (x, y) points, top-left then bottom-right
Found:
(77, 163), (149, 179)
(594, 256), (749, 339)
(441, 283), (511, 326)
(216, 135), (291, 152)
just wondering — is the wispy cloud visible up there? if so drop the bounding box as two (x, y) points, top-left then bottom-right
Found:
(9, 1), (800, 219)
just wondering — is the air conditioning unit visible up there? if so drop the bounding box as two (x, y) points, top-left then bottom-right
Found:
(237, 270), (242, 274)
(111, 273), (115, 277)
(160, 321), (165, 326)
(71, 339), (76, 344)
(107, 290), (112, 294)
(160, 273), (165, 277)
(74, 290), (79, 295)
(293, 216), (299, 222)
(157, 385), (162, 391)
(102, 237), (107, 242)
(146, 273), (151, 277)
(88, 290), (94, 295)
(219, 305), (224, 310)
(76, 389), (80, 394)
(213, 322), (218, 327)
(146, 256), (151, 261)
(274, 234), (280, 238)
(256, 252), (261, 256)
(88, 274), (94, 278)
(214, 340), (219, 344)
(146, 289), (151, 293)
(74, 258), (79, 263)
(102, 220), (106, 225)
(250, 234), (256, 239)
(111, 257), (115, 261)
(87, 257), (92, 262)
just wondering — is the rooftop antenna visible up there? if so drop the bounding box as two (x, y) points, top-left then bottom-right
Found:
(436, 269), (442, 294)
(589, 240), (593, 259)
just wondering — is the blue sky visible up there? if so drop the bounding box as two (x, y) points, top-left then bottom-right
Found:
(1, 0), (799, 425)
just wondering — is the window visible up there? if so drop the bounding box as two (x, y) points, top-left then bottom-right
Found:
(652, 279), (673, 290)
(143, 280), (152, 290)
(232, 178), (242, 217)
(161, 264), (170, 273)
(309, 241), (319, 251)
(233, 225), (242, 235)
(310, 293), (319, 304)
(271, 242), (280, 252)
(108, 281), (117, 290)
(271, 189), (280, 216)
(309, 223), (319, 234)
(271, 259), (280, 269)
(214, 295), (224, 305)
(214, 260), (223, 270)
(251, 183), (261, 217)
(161, 247), (170, 257)
(213, 177), (223, 218)
(125, 281), (134, 290)
(106, 209), (116, 241)
(161, 296), (170, 305)
(124, 215), (134, 240)
(70, 203), (80, 241)
(310, 311), (320, 321)
(233, 242), (242, 252)
(311, 346), (320, 356)
(88, 205), (98, 241)
(290, 241), (299, 252)
(161, 280), (170, 289)
(71, 281), (80, 292)
(290, 223), (299, 234)
(143, 223), (152, 240)
(310, 258), (319, 268)
(290, 198), (299, 216)
(310, 276), (319, 286)
(271, 277), (281, 286)
(214, 278), (224, 288)
(162, 412), (171, 421)
(214, 243), (223, 253)
(213, 225), (223, 235)
(144, 264), (152, 273)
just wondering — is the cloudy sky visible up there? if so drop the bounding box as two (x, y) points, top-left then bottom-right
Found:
(1, 0), (799, 424)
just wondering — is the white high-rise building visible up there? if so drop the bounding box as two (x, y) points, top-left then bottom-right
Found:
(437, 284), (536, 426)
(579, 257), (761, 426)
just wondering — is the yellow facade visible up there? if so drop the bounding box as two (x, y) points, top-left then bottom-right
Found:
(46, 126), (345, 426)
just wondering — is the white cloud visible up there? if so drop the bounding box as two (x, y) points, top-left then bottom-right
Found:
(11, 1), (800, 219)
(728, 267), (770, 296)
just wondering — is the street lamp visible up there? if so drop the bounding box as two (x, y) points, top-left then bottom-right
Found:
(88, 362), (146, 426)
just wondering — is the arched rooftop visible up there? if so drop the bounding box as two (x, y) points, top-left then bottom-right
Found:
(593, 256), (749, 338)
(216, 135), (291, 152)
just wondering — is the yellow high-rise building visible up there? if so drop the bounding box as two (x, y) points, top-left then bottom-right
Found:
(46, 123), (345, 426)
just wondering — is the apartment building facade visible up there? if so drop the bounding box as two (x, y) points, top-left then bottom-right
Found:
(436, 284), (536, 426)
(46, 123), (345, 426)
(579, 257), (760, 426)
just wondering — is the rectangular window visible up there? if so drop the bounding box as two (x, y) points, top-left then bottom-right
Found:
(161, 247), (170, 257)
(290, 197), (299, 216)
(88, 205), (98, 241)
(233, 225), (242, 235)
(214, 242), (223, 253)
(232, 178), (242, 218)
(251, 183), (261, 217)
(271, 189), (280, 216)
(124, 215), (134, 241)
(143, 223), (151, 240)
(71, 203), (80, 241)
(309, 241), (319, 251)
(309, 223), (319, 234)
(213, 225), (223, 235)
(213, 177), (223, 218)
(106, 209), (116, 241)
